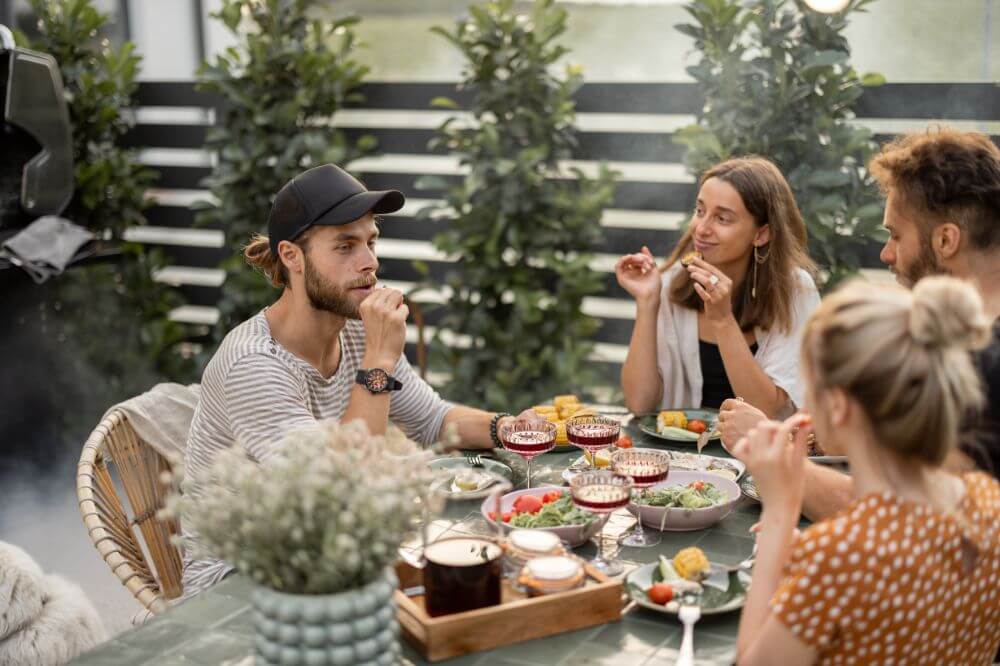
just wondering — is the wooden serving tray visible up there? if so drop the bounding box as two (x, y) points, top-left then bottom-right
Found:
(395, 559), (623, 662)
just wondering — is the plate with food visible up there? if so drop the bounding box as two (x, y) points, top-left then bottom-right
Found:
(479, 486), (603, 547)
(626, 547), (751, 616)
(636, 409), (719, 443)
(666, 451), (745, 481)
(427, 457), (514, 499)
(628, 471), (741, 531)
(531, 394), (599, 452)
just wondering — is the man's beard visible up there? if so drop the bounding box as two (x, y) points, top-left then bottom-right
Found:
(303, 257), (373, 319)
(897, 242), (946, 288)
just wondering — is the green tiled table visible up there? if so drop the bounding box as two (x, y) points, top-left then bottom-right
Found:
(71, 433), (761, 666)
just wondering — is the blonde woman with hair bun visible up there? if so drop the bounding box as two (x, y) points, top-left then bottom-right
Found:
(732, 277), (1000, 665)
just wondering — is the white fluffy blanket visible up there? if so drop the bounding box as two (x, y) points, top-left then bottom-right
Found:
(0, 541), (106, 666)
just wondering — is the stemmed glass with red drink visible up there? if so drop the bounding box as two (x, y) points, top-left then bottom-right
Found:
(566, 415), (620, 470)
(500, 420), (557, 488)
(611, 448), (670, 548)
(569, 471), (633, 576)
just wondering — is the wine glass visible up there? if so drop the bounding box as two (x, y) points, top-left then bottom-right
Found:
(612, 448), (670, 548)
(566, 415), (620, 470)
(569, 471), (633, 576)
(499, 420), (556, 488)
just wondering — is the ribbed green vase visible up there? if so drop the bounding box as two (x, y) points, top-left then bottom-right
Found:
(251, 568), (399, 666)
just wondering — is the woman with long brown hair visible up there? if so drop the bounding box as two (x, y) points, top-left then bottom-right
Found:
(616, 156), (818, 416)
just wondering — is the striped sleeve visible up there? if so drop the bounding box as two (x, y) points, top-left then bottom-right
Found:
(224, 353), (318, 462)
(388, 353), (453, 446)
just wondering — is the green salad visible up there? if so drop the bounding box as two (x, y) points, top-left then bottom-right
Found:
(638, 481), (726, 509)
(508, 494), (595, 528)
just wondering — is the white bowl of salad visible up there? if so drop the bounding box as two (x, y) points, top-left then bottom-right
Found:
(628, 471), (741, 532)
(479, 486), (604, 547)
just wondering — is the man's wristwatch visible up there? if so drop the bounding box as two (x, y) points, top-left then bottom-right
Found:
(355, 368), (403, 394)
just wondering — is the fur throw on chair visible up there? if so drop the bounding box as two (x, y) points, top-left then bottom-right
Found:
(0, 541), (106, 666)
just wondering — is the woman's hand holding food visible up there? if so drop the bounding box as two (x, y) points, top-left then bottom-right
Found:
(686, 256), (735, 326)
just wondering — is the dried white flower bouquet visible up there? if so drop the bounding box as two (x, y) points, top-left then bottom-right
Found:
(169, 419), (433, 594)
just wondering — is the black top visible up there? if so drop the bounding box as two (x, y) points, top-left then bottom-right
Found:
(962, 319), (1000, 478)
(699, 339), (759, 410)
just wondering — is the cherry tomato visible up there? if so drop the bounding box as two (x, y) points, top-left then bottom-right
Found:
(686, 420), (708, 434)
(647, 583), (674, 605)
(487, 511), (496, 521)
(616, 435), (633, 449)
(513, 495), (544, 514)
(502, 512), (514, 523)
(542, 491), (562, 504)
(689, 481), (705, 491)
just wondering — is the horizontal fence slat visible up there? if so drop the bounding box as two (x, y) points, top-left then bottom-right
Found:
(123, 124), (209, 150)
(148, 165), (212, 190)
(135, 81), (1000, 123)
(135, 81), (222, 108)
(854, 83), (1000, 121)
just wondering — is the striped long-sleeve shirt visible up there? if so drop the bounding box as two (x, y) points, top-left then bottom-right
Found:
(179, 310), (452, 598)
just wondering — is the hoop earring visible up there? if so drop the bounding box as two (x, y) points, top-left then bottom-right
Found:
(751, 244), (770, 299)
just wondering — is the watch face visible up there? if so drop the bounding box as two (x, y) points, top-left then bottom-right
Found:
(366, 368), (390, 392)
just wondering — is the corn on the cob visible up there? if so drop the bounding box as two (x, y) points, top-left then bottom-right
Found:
(673, 547), (710, 581)
(657, 410), (688, 431)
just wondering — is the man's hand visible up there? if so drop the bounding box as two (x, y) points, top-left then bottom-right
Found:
(719, 398), (768, 452)
(358, 286), (409, 368)
(497, 409), (547, 434)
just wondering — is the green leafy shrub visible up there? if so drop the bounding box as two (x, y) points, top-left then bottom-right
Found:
(197, 0), (375, 339)
(422, 0), (617, 410)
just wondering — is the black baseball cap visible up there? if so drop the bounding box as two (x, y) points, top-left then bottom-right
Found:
(267, 164), (405, 254)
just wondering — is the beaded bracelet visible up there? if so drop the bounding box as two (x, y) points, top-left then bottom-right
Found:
(489, 412), (512, 448)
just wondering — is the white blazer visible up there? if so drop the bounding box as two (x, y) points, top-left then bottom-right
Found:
(654, 263), (820, 413)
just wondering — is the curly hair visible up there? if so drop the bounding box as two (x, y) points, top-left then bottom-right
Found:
(869, 127), (1000, 251)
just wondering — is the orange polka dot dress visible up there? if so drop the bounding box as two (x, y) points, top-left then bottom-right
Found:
(771, 472), (1000, 665)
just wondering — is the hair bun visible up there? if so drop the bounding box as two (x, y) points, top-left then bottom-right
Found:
(909, 276), (992, 350)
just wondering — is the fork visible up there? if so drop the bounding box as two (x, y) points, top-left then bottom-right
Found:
(464, 452), (484, 467)
(696, 416), (718, 454)
(677, 590), (702, 666)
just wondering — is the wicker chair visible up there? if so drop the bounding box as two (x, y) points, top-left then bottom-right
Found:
(77, 409), (183, 621)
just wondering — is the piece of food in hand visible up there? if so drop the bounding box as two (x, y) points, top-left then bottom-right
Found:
(673, 547), (710, 581)
(681, 251), (703, 267)
(657, 410), (688, 431)
(584, 448), (613, 468)
(686, 419), (708, 434)
(647, 583), (674, 605)
(553, 394), (580, 408)
(454, 470), (483, 491)
(533, 405), (558, 415)
(513, 495), (545, 515)
(616, 435), (633, 449)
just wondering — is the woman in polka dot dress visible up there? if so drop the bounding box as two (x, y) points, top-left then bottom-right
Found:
(731, 277), (1000, 665)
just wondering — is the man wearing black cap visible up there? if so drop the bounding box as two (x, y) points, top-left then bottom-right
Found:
(180, 164), (537, 598)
